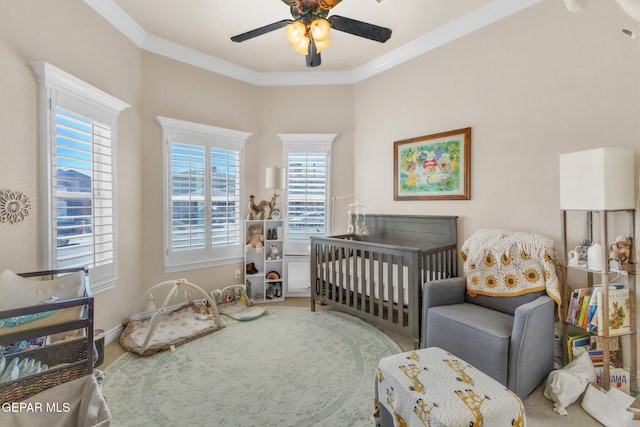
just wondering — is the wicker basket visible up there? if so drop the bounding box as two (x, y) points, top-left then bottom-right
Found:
(0, 337), (92, 403)
(0, 267), (94, 403)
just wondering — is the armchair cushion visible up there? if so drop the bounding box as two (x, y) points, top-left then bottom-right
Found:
(426, 303), (514, 385)
(422, 278), (556, 398)
(466, 290), (546, 316)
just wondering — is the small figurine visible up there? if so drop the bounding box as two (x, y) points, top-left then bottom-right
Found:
(267, 245), (280, 260)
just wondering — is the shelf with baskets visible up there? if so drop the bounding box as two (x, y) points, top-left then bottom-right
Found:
(245, 219), (285, 303)
(560, 209), (637, 394)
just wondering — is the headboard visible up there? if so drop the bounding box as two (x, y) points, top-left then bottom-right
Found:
(352, 214), (457, 251)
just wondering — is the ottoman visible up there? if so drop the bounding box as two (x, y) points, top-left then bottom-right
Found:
(374, 347), (526, 427)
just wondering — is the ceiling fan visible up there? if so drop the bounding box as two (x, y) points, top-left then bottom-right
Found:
(230, 0), (392, 67)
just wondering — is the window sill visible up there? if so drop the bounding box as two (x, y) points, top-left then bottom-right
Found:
(164, 256), (244, 274)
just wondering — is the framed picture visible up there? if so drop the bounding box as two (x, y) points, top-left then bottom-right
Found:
(394, 127), (471, 200)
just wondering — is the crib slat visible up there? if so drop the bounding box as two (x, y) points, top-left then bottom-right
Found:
(386, 254), (394, 323)
(336, 244), (342, 304)
(359, 250), (366, 311)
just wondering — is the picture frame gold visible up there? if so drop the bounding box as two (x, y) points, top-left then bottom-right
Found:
(393, 127), (471, 201)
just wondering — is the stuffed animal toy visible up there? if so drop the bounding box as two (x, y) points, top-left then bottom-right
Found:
(267, 245), (279, 260)
(198, 299), (213, 315)
(610, 235), (632, 264)
(246, 224), (264, 253)
(210, 289), (223, 305)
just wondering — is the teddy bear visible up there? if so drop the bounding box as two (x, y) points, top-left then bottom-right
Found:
(246, 224), (264, 253)
(610, 235), (632, 264)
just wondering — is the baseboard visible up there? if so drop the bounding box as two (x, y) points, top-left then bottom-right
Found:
(104, 324), (124, 345)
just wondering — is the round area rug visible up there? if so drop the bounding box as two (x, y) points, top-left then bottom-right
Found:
(103, 306), (401, 427)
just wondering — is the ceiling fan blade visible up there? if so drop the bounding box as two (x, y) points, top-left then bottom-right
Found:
(327, 15), (392, 43)
(231, 19), (293, 43)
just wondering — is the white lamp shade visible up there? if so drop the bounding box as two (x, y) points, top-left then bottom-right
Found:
(266, 167), (286, 190)
(559, 147), (635, 210)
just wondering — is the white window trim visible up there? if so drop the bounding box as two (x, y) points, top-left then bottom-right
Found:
(278, 133), (335, 255)
(157, 116), (251, 273)
(31, 61), (129, 294)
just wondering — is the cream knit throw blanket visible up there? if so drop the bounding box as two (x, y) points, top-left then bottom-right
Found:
(461, 229), (561, 312)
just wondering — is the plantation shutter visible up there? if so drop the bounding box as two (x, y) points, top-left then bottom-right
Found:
(210, 147), (241, 247)
(53, 106), (116, 272)
(158, 116), (250, 272)
(170, 143), (206, 250)
(279, 133), (335, 254)
(31, 60), (129, 294)
(169, 143), (241, 251)
(286, 152), (328, 241)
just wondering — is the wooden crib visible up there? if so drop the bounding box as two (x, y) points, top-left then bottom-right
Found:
(310, 215), (458, 349)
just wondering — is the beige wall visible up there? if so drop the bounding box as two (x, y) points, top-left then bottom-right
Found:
(138, 54), (355, 293)
(1, 0), (639, 342)
(353, 0), (640, 249)
(138, 53), (258, 291)
(0, 0), (143, 332)
(255, 85), (355, 235)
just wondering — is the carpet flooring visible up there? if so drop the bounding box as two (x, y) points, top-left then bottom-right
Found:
(102, 298), (603, 426)
(102, 306), (401, 427)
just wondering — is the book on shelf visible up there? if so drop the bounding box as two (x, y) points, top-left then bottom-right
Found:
(588, 335), (620, 365)
(586, 287), (600, 333)
(566, 287), (591, 325)
(595, 366), (630, 394)
(566, 289), (578, 324)
(596, 287), (631, 336)
(590, 335), (620, 352)
(567, 333), (590, 361)
(577, 293), (590, 327)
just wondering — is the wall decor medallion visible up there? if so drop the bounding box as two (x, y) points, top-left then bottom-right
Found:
(0, 190), (32, 224)
(394, 127), (471, 200)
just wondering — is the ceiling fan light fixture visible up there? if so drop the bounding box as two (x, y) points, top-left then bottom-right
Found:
(285, 21), (310, 55)
(310, 18), (331, 41)
(314, 38), (331, 53)
(291, 36), (310, 55)
(310, 18), (331, 53)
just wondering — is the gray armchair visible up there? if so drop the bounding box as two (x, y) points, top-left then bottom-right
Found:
(422, 276), (555, 398)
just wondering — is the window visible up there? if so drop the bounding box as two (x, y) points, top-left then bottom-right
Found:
(31, 62), (129, 293)
(157, 117), (251, 272)
(278, 134), (335, 254)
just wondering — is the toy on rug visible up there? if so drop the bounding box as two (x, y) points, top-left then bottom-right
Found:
(210, 284), (265, 321)
(246, 224), (264, 253)
(195, 299), (216, 320)
(120, 279), (224, 356)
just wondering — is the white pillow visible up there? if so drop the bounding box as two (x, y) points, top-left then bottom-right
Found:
(0, 270), (85, 309)
(0, 270), (86, 337)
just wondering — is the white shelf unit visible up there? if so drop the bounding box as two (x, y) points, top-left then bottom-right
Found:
(560, 209), (637, 394)
(245, 219), (285, 303)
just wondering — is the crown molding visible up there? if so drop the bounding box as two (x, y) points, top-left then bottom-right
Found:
(156, 116), (252, 141)
(350, 0), (544, 83)
(84, 0), (542, 87)
(30, 61), (130, 113)
(83, 0), (147, 47)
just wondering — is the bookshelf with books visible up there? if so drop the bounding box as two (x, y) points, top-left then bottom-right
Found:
(560, 209), (637, 394)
